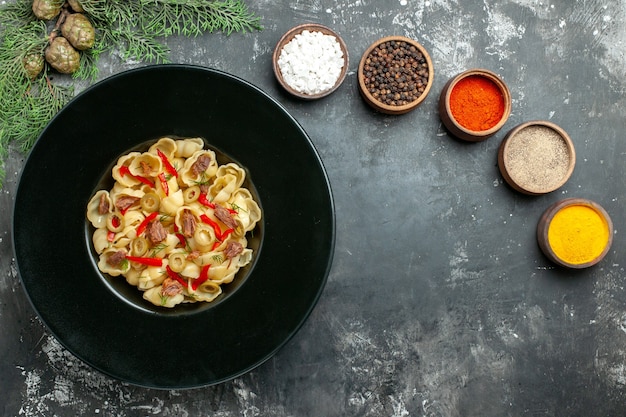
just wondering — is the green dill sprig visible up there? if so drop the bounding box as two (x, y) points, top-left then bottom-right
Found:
(0, 0), (262, 188)
(150, 243), (169, 258)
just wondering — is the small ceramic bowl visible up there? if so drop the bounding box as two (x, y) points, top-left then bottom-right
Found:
(357, 36), (434, 115)
(537, 198), (613, 269)
(498, 120), (576, 195)
(273, 23), (349, 100)
(438, 69), (511, 141)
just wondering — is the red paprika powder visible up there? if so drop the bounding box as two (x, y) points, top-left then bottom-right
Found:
(449, 75), (505, 131)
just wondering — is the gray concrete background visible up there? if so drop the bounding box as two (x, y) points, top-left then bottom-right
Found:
(2, 0), (626, 416)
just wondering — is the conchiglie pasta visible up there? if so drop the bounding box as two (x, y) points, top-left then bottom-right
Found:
(162, 234), (182, 255)
(87, 137), (262, 308)
(160, 189), (184, 216)
(137, 266), (167, 290)
(207, 263), (237, 285)
(230, 191), (262, 233)
(149, 137), (177, 159)
(92, 228), (111, 254)
(144, 286), (185, 308)
(112, 152), (142, 187)
(175, 137), (204, 158)
(129, 152), (162, 178)
(124, 267), (142, 287)
(208, 174), (239, 203)
(86, 190), (112, 228)
(216, 163), (246, 188)
(179, 149), (218, 186)
(178, 261), (201, 279)
(98, 249), (129, 277)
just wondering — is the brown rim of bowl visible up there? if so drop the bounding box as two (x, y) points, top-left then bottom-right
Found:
(272, 23), (349, 100)
(537, 198), (613, 269)
(498, 120), (576, 195)
(439, 68), (512, 141)
(357, 36), (434, 115)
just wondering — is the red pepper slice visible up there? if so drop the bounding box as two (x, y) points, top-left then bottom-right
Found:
(191, 264), (211, 291)
(165, 265), (188, 288)
(107, 231), (116, 242)
(111, 216), (121, 228)
(175, 233), (187, 247)
(158, 172), (169, 196)
(200, 214), (222, 240)
(156, 149), (178, 178)
(220, 228), (234, 240)
(198, 193), (215, 208)
(136, 211), (158, 236)
(125, 256), (163, 267)
(119, 165), (155, 188)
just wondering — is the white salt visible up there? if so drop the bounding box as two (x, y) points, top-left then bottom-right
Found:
(277, 30), (345, 95)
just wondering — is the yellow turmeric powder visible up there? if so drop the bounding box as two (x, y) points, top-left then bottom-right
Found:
(547, 204), (610, 265)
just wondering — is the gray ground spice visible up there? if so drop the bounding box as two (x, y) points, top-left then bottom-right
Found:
(504, 125), (571, 193)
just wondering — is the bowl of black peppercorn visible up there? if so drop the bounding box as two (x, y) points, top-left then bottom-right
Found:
(358, 36), (434, 115)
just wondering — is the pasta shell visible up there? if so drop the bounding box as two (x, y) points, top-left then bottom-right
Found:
(208, 263), (237, 284)
(92, 228), (110, 254)
(179, 149), (218, 186)
(208, 174), (238, 203)
(137, 266), (166, 290)
(174, 137), (204, 158)
(174, 205), (202, 238)
(98, 248), (129, 277)
(86, 190), (112, 229)
(160, 189), (184, 217)
(129, 152), (162, 178)
(148, 137), (177, 159)
(112, 152), (142, 187)
(216, 163), (246, 188)
(143, 286), (185, 308)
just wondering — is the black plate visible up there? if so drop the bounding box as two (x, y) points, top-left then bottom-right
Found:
(13, 65), (335, 389)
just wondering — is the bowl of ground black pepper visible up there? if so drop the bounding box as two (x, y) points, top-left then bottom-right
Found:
(497, 121), (576, 195)
(273, 23), (349, 100)
(358, 36), (434, 115)
(438, 68), (512, 141)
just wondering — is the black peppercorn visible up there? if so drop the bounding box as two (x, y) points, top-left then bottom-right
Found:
(361, 40), (430, 107)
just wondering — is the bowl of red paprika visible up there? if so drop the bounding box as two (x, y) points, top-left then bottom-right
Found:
(438, 68), (512, 142)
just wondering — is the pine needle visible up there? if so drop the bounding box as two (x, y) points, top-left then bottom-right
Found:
(0, 0), (262, 188)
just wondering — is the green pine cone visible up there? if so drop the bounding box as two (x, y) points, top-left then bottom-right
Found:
(45, 36), (81, 74)
(22, 53), (45, 80)
(61, 13), (95, 51)
(32, 0), (63, 20)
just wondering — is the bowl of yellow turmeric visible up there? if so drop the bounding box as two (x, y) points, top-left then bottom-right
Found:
(537, 198), (613, 269)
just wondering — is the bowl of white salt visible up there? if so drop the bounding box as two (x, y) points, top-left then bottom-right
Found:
(497, 120), (576, 195)
(273, 23), (349, 100)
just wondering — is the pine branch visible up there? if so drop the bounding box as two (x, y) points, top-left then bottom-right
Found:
(0, 0), (36, 24)
(0, 0), (262, 188)
(137, 0), (263, 37)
